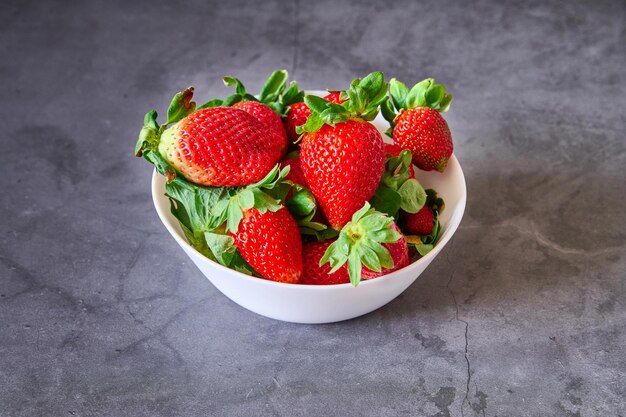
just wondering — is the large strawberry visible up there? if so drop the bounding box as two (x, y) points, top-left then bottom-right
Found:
(135, 88), (283, 187)
(158, 107), (284, 186)
(381, 78), (453, 172)
(300, 240), (349, 285)
(284, 91), (346, 143)
(298, 72), (388, 229)
(320, 202), (407, 286)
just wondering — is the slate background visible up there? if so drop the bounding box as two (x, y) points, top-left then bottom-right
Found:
(1, 0), (625, 416)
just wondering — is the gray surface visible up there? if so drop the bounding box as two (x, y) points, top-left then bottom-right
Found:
(1, 0), (625, 416)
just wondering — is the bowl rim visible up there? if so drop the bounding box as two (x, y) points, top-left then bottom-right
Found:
(151, 152), (467, 291)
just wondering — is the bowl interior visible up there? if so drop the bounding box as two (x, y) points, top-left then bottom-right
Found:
(151, 96), (466, 288)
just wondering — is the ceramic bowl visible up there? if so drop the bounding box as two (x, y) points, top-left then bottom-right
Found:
(151, 103), (466, 324)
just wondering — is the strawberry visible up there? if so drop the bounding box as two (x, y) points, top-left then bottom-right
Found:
(298, 72), (389, 229)
(301, 121), (384, 229)
(230, 206), (302, 283)
(362, 224), (409, 279)
(284, 102), (311, 143)
(284, 91), (347, 143)
(300, 240), (349, 285)
(384, 143), (415, 178)
(401, 205), (434, 235)
(157, 107), (284, 186)
(401, 189), (445, 257)
(320, 202), (407, 286)
(382, 78), (453, 172)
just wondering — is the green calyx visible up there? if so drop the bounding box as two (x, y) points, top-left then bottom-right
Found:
(211, 164), (291, 234)
(198, 70), (301, 116)
(370, 149), (427, 218)
(320, 202), (402, 287)
(382, 78), (452, 134)
(296, 71), (388, 135)
(404, 189), (445, 257)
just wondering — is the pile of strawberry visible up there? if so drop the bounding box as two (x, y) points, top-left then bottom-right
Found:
(135, 71), (453, 286)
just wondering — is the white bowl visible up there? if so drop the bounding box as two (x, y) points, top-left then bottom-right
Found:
(151, 105), (466, 324)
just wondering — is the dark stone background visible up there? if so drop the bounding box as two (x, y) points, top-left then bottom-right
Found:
(1, 0), (624, 416)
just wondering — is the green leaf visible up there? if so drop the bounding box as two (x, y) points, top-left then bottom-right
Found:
(351, 202), (372, 223)
(321, 233), (350, 271)
(359, 71), (384, 99)
(358, 243), (381, 273)
(226, 198), (244, 233)
(389, 78), (409, 111)
(135, 110), (159, 156)
(281, 82), (305, 107)
(414, 244), (434, 256)
(143, 149), (176, 181)
(166, 87), (196, 125)
(259, 70), (288, 103)
(405, 79), (432, 109)
(370, 240), (394, 269)
(381, 97), (397, 125)
(223, 76), (246, 96)
(304, 95), (329, 113)
(347, 250), (363, 286)
(439, 93), (453, 112)
(298, 112), (324, 134)
(425, 84), (445, 108)
(238, 189), (255, 210)
(398, 179), (427, 213)
(165, 180), (228, 233)
(252, 189), (281, 213)
(369, 185), (402, 218)
(369, 227), (402, 243)
(204, 232), (237, 266)
(197, 98), (223, 110)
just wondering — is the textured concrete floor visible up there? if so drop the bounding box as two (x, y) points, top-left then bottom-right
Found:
(1, 0), (625, 416)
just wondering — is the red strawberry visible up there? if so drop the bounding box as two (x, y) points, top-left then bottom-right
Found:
(301, 119), (385, 229)
(383, 78), (453, 172)
(394, 108), (452, 172)
(300, 240), (349, 285)
(284, 102), (311, 143)
(402, 205), (435, 236)
(230, 206), (302, 283)
(283, 92), (346, 143)
(384, 143), (415, 178)
(158, 107), (284, 186)
(362, 223), (409, 279)
(232, 101), (288, 150)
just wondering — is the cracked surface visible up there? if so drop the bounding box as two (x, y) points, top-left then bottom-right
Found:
(1, 0), (625, 416)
